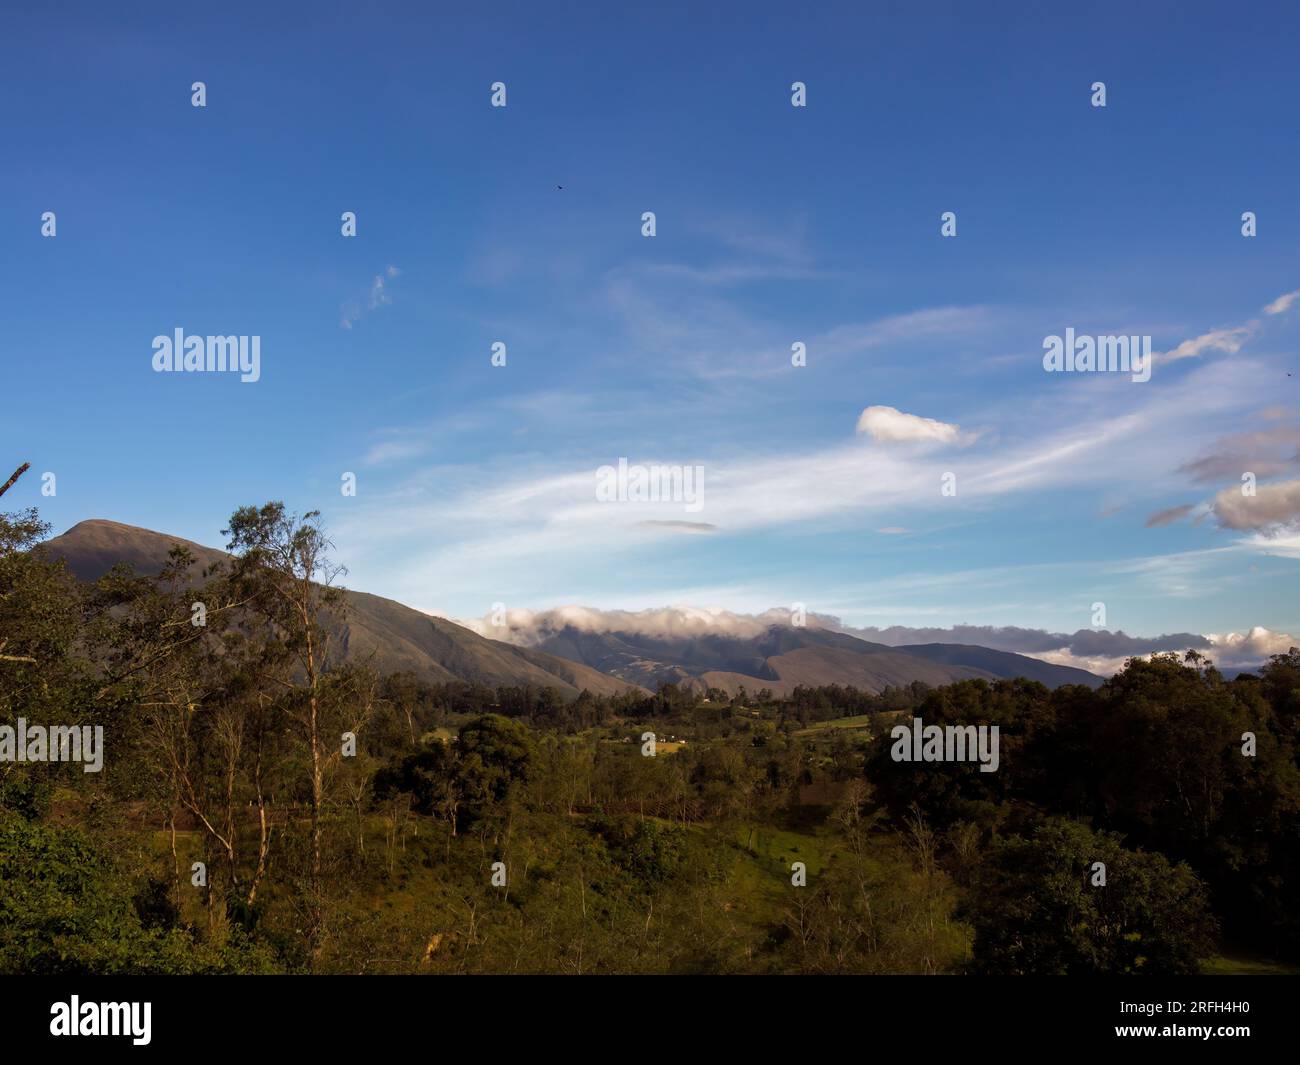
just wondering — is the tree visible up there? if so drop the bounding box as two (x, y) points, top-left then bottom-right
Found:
(0, 504), (93, 818)
(965, 818), (1216, 975)
(374, 715), (533, 838)
(456, 714), (534, 810)
(223, 503), (376, 950)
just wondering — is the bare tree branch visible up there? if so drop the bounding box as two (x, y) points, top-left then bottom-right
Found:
(0, 462), (31, 499)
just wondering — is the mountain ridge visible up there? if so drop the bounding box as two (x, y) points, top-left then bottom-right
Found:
(527, 622), (1103, 694)
(40, 519), (1104, 697)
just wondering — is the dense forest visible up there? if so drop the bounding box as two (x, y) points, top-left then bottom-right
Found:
(2, 499), (1298, 975)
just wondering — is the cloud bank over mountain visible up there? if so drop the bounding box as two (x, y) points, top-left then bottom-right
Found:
(456, 605), (1294, 677)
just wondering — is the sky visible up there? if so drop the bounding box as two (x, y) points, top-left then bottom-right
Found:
(3, 1), (1299, 673)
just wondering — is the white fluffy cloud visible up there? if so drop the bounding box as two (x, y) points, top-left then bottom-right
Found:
(855, 405), (960, 445)
(1212, 477), (1300, 532)
(1206, 626), (1298, 665)
(1010, 627), (1296, 676)
(460, 605), (789, 644)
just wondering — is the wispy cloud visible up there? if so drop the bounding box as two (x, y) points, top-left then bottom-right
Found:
(637, 520), (717, 534)
(1264, 289), (1300, 316)
(1158, 324), (1254, 363)
(1177, 423), (1300, 483)
(1145, 503), (1195, 527)
(334, 354), (1277, 590)
(341, 265), (401, 329)
(819, 306), (992, 361)
(1153, 286), (1299, 364)
(361, 438), (429, 466)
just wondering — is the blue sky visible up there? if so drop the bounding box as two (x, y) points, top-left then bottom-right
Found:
(3, 1), (1299, 672)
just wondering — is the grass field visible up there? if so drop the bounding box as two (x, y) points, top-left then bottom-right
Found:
(1202, 952), (1300, 975)
(794, 714), (876, 736)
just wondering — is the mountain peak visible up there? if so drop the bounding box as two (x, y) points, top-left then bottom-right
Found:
(39, 519), (643, 699)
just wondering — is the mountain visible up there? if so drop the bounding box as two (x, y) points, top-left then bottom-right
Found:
(40, 519), (1104, 698)
(40, 520), (643, 699)
(531, 623), (1103, 694)
(895, 642), (1102, 689)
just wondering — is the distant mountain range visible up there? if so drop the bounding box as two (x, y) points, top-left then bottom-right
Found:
(531, 623), (1102, 694)
(40, 519), (1103, 698)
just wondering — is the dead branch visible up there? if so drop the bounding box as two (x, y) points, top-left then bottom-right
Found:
(0, 463), (30, 499)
